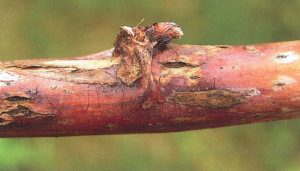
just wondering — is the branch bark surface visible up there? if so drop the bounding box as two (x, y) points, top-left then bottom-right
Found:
(0, 22), (300, 137)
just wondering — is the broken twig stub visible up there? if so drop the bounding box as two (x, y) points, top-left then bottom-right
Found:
(113, 22), (183, 86)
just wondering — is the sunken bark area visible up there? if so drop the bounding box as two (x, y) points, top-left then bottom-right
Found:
(0, 41), (300, 137)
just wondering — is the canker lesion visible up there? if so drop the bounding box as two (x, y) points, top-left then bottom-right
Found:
(0, 93), (53, 127)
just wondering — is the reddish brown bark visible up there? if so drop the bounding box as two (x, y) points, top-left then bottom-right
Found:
(1, 23), (300, 137)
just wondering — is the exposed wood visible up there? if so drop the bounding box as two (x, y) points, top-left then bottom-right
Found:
(0, 22), (300, 137)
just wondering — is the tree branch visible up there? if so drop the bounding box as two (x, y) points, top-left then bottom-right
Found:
(1, 22), (300, 137)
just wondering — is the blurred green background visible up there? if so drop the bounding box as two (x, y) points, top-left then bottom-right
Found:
(0, 0), (300, 171)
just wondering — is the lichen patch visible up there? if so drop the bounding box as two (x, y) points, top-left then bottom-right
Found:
(65, 70), (117, 85)
(0, 71), (20, 87)
(172, 90), (245, 108)
(12, 68), (118, 86)
(226, 88), (261, 97)
(159, 67), (201, 87)
(42, 58), (120, 70)
(0, 98), (53, 127)
(3, 58), (120, 71)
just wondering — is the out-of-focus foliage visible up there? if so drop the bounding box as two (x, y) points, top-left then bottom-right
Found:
(0, 1), (300, 171)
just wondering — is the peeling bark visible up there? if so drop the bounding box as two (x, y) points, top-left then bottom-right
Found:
(0, 22), (300, 137)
